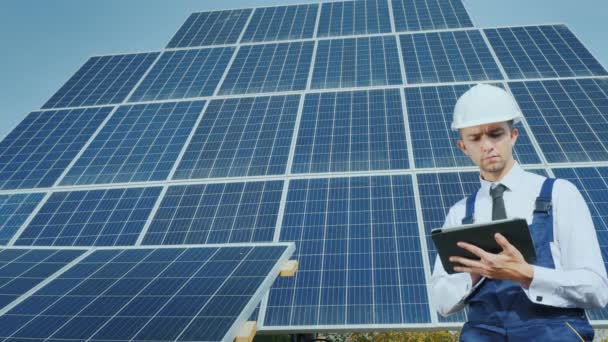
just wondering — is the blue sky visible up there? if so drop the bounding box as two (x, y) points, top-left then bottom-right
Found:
(1, 0), (606, 139)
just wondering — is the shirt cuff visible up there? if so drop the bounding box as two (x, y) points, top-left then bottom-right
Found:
(524, 265), (562, 306)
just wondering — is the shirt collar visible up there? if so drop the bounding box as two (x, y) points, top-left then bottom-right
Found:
(479, 161), (524, 195)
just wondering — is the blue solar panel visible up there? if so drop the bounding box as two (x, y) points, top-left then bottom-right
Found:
(167, 9), (252, 48)
(59, 101), (204, 186)
(128, 48), (234, 102)
(241, 4), (318, 43)
(218, 42), (314, 95)
(15, 187), (162, 247)
(317, 0), (391, 38)
(391, 0), (473, 32)
(0, 249), (85, 310)
(311, 36), (402, 89)
(400, 30), (503, 84)
(143, 181), (283, 245)
(551, 167), (608, 321)
(42, 53), (159, 109)
(484, 25), (608, 80)
(509, 78), (608, 163)
(0, 193), (45, 246)
(173, 95), (299, 180)
(0, 107), (112, 190)
(292, 89), (409, 173)
(404, 84), (541, 168)
(0, 244), (293, 342)
(265, 175), (430, 326)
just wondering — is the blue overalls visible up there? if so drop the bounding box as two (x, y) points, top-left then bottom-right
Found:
(459, 179), (594, 341)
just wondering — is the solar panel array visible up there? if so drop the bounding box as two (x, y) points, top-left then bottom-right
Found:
(1, 0), (608, 334)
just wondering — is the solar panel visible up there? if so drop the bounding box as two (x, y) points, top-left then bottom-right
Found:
(128, 48), (235, 102)
(0, 248), (85, 310)
(404, 84), (541, 168)
(317, 0), (391, 38)
(173, 95), (299, 180)
(15, 187), (162, 247)
(484, 25), (608, 80)
(292, 89), (409, 173)
(166, 9), (252, 48)
(0, 193), (45, 246)
(143, 181), (283, 245)
(264, 175), (430, 327)
(551, 167), (608, 321)
(509, 78), (608, 163)
(0, 107), (112, 190)
(218, 41), (314, 95)
(0, 244), (294, 342)
(391, 0), (473, 32)
(42, 53), (159, 109)
(59, 101), (204, 186)
(311, 36), (402, 89)
(241, 4), (319, 43)
(399, 30), (503, 84)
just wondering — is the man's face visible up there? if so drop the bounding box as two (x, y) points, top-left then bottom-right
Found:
(457, 122), (518, 177)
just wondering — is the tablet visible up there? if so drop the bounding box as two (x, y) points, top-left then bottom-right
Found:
(431, 218), (537, 274)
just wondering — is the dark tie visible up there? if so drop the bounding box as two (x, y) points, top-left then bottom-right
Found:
(490, 183), (508, 220)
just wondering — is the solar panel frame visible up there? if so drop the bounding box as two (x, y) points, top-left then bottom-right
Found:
(316, 0), (393, 38)
(0, 243), (295, 342)
(391, 0), (474, 32)
(58, 101), (205, 186)
(241, 4), (320, 43)
(42, 53), (160, 109)
(166, 9), (253, 48)
(0, 193), (45, 246)
(0, 107), (113, 190)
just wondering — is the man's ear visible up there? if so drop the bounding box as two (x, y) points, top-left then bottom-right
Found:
(457, 139), (468, 156)
(510, 127), (519, 147)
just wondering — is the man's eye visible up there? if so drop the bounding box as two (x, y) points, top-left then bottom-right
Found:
(490, 131), (505, 138)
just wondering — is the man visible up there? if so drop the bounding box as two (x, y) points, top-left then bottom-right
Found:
(430, 84), (608, 341)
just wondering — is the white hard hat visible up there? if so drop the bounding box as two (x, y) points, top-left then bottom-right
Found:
(451, 84), (523, 131)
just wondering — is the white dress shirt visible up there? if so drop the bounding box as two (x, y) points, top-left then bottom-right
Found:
(430, 162), (608, 317)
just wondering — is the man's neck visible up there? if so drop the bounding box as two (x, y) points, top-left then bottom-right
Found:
(480, 159), (516, 182)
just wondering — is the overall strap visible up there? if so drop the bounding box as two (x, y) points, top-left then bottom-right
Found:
(462, 189), (478, 224)
(534, 178), (556, 215)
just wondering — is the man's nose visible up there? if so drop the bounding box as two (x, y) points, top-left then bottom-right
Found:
(480, 135), (494, 152)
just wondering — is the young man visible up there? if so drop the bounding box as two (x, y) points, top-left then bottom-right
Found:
(430, 84), (608, 341)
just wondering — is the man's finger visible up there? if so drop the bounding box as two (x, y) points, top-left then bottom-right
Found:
(495, 233), (513, 252)
(457, 241), (489, 258)
(450, 256), (484, 269)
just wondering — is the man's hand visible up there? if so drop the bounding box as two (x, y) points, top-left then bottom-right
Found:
(450, 233), (534, 288)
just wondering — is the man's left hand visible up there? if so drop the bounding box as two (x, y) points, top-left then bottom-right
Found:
(450, 233), (534, 288)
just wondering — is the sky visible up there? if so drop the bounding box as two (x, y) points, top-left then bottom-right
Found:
(0, 0), (606, 139)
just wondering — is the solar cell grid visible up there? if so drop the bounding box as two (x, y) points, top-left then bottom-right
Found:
(42, 53), (159, 109)
(404, 84), (541, 168)
(311, 36), (402, 89)
(292, 89), (409, 173)
(143, 180), (283, 245)
(391, 0), (473, 32)
(59, 101), (204, 186)
(219, 41), (314, 95)
(129, 48), (235, 102)
(484, 25), (608, 80)
(317, 0), (391, 38)
(15, 187), (162, 247)
(399, 30), (503, 84)
(265, 175), (430, 327)
(0, 249), (85, 311)
(0, 244), (293, 342)
(509, 78), (608, 163)
(167, 9), (252, 48)
(0, 107), (112, 190)
(241, 4), (318, 43)
(0, 193), (45, 246)
(551, 167), (608, 320)
(173, 95), (299, 179)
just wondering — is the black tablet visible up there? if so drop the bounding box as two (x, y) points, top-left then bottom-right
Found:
(431, 218), (537, 274)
